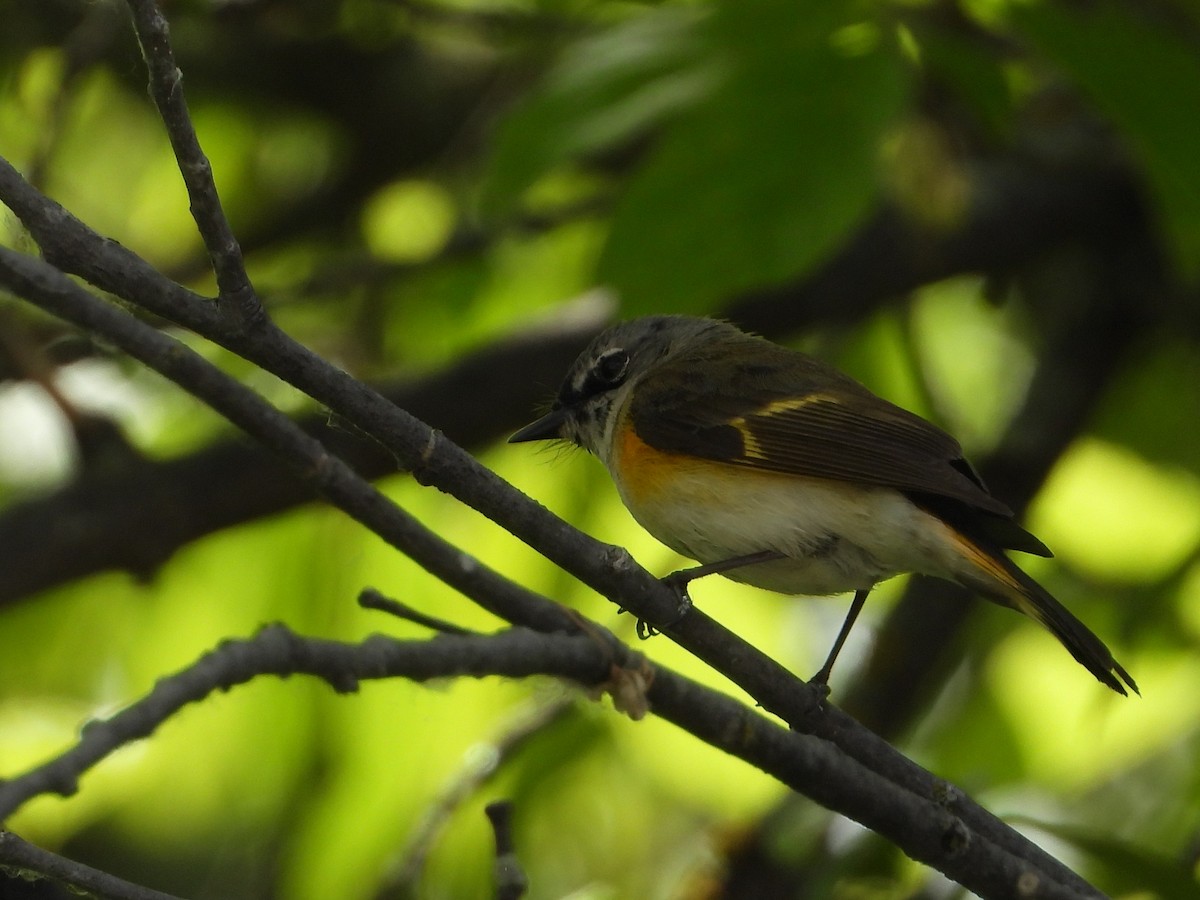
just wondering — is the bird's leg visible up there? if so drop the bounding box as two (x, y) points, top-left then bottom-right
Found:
(809, 588), (870, 688)
(636, 550), (787, 640)
(664, 549), (787, 590)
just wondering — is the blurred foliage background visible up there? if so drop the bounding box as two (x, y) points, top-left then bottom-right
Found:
(1, 0), (1199, 897)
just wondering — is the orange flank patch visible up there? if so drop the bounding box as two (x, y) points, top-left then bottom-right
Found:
(613, 419), (793, 507)
(614, 422), (694, 503)
(613, 422), (741, 503)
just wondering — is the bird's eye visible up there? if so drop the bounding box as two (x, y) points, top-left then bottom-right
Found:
(593, 348), (630, 386)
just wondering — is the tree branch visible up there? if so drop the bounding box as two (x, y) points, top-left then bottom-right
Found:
(0, 625), (612, 820)
(0, 611), (1102, 900)
(0, 238), (1106, 898)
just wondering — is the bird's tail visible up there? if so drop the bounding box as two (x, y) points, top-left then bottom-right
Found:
(950, 532), (1138, 696)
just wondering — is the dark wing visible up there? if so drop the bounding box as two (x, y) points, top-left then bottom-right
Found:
(629, 337), (1051, 556)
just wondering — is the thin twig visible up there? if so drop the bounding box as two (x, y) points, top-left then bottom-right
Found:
(125, 0), (261, 322)
(485, 801), (528, 900)
(376, 698), (572, 899)
(359, 587), (477, 635)
(0, 831), (186, 900)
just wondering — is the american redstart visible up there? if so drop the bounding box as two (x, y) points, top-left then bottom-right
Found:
(510, 315), (1136, 695)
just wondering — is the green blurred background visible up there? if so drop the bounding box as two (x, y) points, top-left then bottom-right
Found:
(1, 0), (1199, 897)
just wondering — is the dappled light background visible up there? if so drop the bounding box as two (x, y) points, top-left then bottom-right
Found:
(2, 0), (1199, 897)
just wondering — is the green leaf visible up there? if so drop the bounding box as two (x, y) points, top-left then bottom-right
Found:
(481, 7), (711, 216)
(598, 1), (908, 314)
(1014, 1), (1200, 277)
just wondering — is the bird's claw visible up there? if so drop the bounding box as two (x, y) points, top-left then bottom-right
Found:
(633, 575), (695, 640)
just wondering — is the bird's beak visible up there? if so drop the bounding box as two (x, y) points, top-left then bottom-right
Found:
(508, 407), (570, 443)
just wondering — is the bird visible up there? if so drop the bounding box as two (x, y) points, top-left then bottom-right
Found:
(509, 314), (1136, 695)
